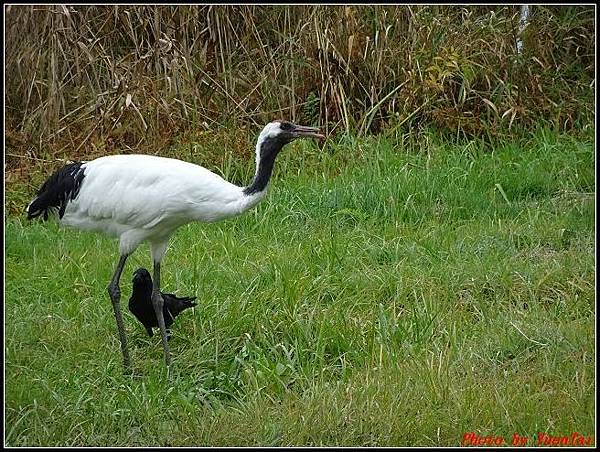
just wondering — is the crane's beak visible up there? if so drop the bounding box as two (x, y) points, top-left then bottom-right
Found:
(293, 125), (325, 139)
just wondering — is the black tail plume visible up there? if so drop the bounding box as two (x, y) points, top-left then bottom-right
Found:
(27, 162), (86, 220)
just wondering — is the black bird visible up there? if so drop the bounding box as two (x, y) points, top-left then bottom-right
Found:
(128, 268), (197, 340)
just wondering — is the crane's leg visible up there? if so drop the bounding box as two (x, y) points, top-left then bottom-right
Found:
(107, 254), (131, 372)
(151, 260), (172, 367)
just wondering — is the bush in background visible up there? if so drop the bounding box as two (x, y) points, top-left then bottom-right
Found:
(4, 5), (595, 166)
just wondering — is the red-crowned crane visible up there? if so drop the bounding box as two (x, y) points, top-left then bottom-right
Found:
(26, 120), (324, 371)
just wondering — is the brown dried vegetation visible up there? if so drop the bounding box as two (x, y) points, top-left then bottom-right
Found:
(4, 6), (595, 177)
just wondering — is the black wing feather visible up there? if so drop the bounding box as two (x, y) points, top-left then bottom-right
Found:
(27, 162), (86, 220)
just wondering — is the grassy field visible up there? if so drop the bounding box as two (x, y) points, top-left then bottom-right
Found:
(4, 128), (595, 446)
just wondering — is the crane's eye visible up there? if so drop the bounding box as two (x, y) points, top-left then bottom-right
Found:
(279, 121), (293, 132)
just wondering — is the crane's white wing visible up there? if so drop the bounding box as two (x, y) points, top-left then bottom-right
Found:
(62, 155), (249, 236)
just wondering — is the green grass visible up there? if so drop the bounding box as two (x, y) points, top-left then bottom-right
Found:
(4, 128), (595, 446)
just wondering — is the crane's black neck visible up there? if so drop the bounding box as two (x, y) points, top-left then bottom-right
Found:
(243, 136), (288, 196)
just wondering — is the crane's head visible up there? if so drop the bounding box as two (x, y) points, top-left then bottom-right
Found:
(256, 120), (324, 163)
(262, 120), (324, 142)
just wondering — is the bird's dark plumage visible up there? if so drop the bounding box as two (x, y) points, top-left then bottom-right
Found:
(27, 161), (86, 220)
(128, 268), (197, 339)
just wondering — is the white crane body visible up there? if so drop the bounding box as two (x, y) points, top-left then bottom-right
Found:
(60, 154), (266, 258)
